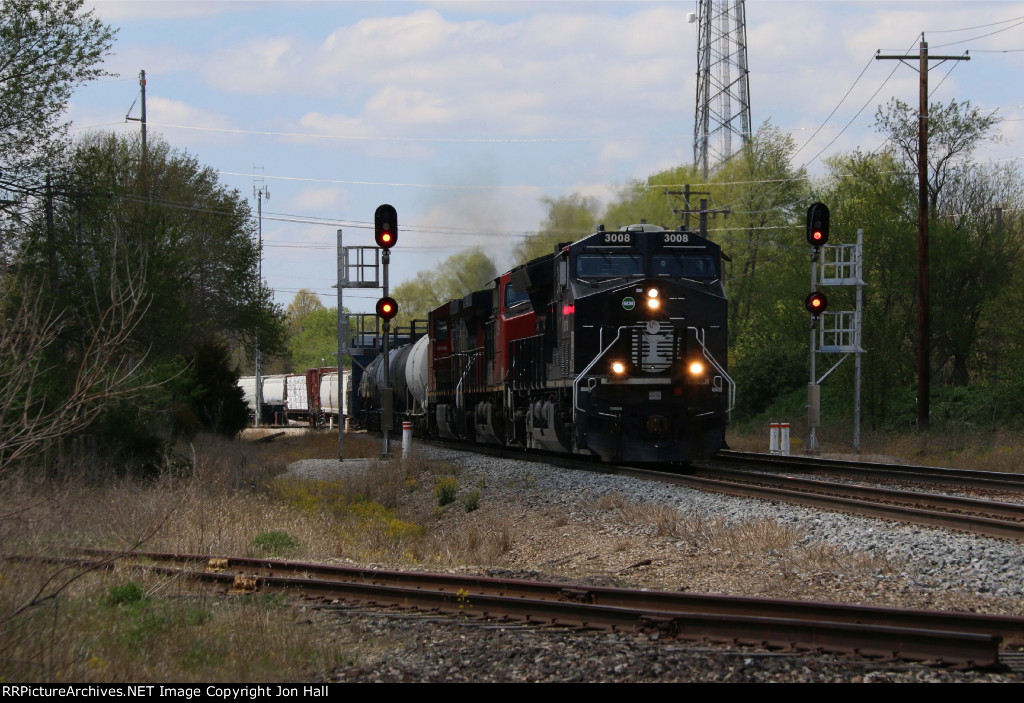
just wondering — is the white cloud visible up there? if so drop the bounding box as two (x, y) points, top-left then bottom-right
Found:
(89, 0), (232, 22)
(290, 186), (353, 213)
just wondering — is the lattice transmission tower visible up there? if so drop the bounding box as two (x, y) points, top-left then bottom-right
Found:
(693, 0), (752, 178)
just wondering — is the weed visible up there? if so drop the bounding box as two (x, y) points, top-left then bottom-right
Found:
(250, 530), (300, 557)
(505, 470), (536, 489)
(105, 582), (147, 606)
(460, 490), (481, 513)
(434, 477), (458, 506)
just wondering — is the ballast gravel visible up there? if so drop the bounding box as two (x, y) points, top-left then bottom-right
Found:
(284, 444), (1024, 682)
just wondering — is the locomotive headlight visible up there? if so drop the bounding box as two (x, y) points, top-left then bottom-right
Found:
(646, 287), (660, 310)
(688, 360), (705, 376)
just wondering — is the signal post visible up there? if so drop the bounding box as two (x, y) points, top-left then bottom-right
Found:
(803, 203), (867, 454)
(374, 204), (399, 457)
(805, 203), (829, 454)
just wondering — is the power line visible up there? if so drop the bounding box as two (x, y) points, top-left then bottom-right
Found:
(925, 15), (1024, 34)
(932, 18), (1024, 48)
(144, 121), (669, 144)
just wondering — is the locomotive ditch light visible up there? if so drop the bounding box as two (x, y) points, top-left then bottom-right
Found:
(610, 360), (629, 376)
(687, 360), (705, 376)
(646, 287), (661, 310)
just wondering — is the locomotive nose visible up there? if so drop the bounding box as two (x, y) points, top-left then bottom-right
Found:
(645, 414), (668, 437)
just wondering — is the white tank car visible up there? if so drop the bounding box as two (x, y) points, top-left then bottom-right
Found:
(239, 376), (257, 411)
(319, 370), (350, 417)
(405, 335), (430, 410)
(261, 374), (287, 405)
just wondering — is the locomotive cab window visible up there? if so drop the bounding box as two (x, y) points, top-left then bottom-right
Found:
(576, 253), (644, 279)
(652, 254), (718, 279)
(504, 282), (531, 311)
(433, 318), (449, 341)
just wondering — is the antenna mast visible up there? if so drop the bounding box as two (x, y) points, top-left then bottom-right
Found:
(693, 0), (752, 178)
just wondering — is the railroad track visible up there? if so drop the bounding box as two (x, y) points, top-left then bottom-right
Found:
(55, 548), (1024, 669)
(425, 440), (1024, 541)
(714, 450), (1024, 492)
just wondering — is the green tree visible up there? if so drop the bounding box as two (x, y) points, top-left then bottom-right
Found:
(819, 150), (918, 426)
(289, 306), (339, 371)
(286, 288), (325, 335)
(875, 98), (1001, 209)
(0, 0), (114, 170)
(872, 98), (1020, 388)
(9, 132), (284, 463)
(28, 132), (286, 358)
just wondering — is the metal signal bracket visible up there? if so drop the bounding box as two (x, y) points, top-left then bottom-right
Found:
(340, 246), (380, 288)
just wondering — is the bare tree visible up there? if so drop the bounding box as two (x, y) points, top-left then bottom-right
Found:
(0, 247), (155, 477)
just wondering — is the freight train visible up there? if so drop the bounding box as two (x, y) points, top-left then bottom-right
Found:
(358, 223), (734, 464)
(239, 368), (351, 428)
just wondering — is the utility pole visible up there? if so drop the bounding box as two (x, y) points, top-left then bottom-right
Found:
(125, 70), (147, 166)
(253, 170), (269, 428)
(876, 36), (969, 432)
(664, 185), (730, 236)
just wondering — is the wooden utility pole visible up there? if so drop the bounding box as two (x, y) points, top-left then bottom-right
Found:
(125, 70), (147, 163)
(876, 36), (969, 432)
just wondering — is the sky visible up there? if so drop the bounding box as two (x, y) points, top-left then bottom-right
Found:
(68, 0), (1024, 315)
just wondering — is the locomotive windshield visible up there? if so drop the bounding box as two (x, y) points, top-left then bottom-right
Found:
(576, 253), (644, 279)
(652, 254), (718, 279)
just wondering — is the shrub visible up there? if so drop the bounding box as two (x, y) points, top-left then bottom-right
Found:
(460, 490), (481, 513)
(434, 477), (458, 506)
(250, 530), (300, 557)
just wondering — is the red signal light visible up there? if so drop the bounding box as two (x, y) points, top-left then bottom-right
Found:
(806, 202), (830, 247)
(376, 296), (398, 320)
(804, 292), (828, 316)
(375, 204), (398, 249)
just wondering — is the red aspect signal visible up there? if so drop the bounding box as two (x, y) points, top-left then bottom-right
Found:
(804, 292), (828, 316)
(806, 202), (829, 247)
(375, 204), (398, 249)
(376, 296), (398, 320)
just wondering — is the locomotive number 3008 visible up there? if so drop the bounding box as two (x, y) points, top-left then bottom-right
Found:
(663, 232), (690, 244)
(601, 232), (634, 245)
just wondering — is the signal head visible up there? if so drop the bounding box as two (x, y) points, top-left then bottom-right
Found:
(806, 202), (830, 248)
(375, 203), (398, 249)
(376, 296), (399, 320)
(804, 291), (828, 317)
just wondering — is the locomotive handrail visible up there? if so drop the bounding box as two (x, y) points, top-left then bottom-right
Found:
(688, 326), (736, 415)
(573, 326), (629, 415)
(454, 348), (484, 410)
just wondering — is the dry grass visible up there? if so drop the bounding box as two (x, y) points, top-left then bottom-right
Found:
(728, 425), (1024, 474)
(0, 430), (517, 683)
(0, 563), (356, 682)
